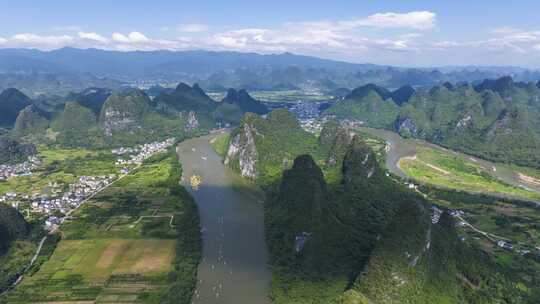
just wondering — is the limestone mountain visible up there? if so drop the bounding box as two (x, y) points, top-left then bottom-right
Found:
(397, 79), (540, 167)
(341, 135), (381, 186)
(13, 105), (49, 137)
(265, 135), (425, 301)
(211, 102), (244, 125)
(154, 82), (218, 115)
(51, 101), (101, 147)
(96, 88), (206, 146)
(224, 109), (317, 183)
(213, 88), (269, 124)
(99, 89), (153, 137)
(325, 77), (540, 168)
(221, 88), (268, 115)
(318, 120), (351, 167)
(0, 88), (32, 127)
(391, 85), (415, 105)
(264, 134), (529, 303)
(349, 201), (525, 304)
(0, 136), (37, 164)
(65, 87), (112, 115)
(266, 155), (329, 267)
(325, 84), (399, 129)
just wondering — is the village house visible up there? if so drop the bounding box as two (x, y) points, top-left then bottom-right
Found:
(498, 241), (514, 251)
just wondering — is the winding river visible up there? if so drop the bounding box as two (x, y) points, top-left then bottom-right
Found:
(359, 127), (540, 199)
(177, 134), (271, 304)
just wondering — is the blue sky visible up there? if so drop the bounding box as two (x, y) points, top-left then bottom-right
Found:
(1, 0), (540, 67)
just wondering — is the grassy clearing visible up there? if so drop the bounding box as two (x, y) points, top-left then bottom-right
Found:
(399, 146), (540, 201)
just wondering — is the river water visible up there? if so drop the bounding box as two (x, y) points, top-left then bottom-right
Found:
(359, 127), (540, 200)
(177, 134), (271, 304)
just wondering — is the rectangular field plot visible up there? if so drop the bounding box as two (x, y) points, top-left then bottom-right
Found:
(9, 239), (175, 303)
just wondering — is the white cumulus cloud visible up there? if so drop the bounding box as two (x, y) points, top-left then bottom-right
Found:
(78, 32), (108, 43)
(112, 31), (149, 43)
(346, 11), (436, 30)
(12, 33), (73, 47)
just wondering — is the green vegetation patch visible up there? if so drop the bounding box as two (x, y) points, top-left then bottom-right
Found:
(399, 146), (540, 201)
(210, 132), (230, 157)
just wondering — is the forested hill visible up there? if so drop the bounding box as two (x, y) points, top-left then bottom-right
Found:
(0, 136), (36, 164)
(262, 133), (534, 304)
(0, 88), (32, 127)
(0, 204), (29, 255)
(325, 76), (540, 168)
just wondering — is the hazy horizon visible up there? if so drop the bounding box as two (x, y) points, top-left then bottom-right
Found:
(1, 0), (540, 68)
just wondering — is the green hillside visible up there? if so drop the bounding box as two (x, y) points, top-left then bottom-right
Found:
(325, 77), (540, 168)
(0, 204), (34, 293)
(65, 87), (112, 115)
(326, 88), (399, 129)
(351, 201), (533, 304)
(263, 134), (539, 304)
(98, 89), (197, 146)
(0, 89), (32, 127)
(213, 88), (269, 124)
(265, 136), (425, 304)
(221, 88), (268, 115)
(0, 136), (37, 164)
(154, 83), (218, 115)
(212, 102), (244, 124)
(50, 101), (102, 147)
(224, 109), (319, 183)
(0, 204), (29, 255)
(13, 105), (49, 138)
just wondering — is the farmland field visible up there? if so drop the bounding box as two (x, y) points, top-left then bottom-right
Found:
(5, 150), (201, 304)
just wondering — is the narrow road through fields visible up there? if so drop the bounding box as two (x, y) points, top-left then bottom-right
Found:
(177, 134), (271, 304)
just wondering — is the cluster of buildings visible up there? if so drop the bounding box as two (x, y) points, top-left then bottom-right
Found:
(114, 138), (175, 168)
(497, 240), (514, 251)
(29, 175), (115, 230)
(300, 118), (324, 133)
(1, 139), (176, 228)
(288, 101), (327, 120)
(0, 156), (41, 181)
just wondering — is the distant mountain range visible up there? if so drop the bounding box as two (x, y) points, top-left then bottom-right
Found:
(2, 48), (540, 97)
(0, 48), (376, 76)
